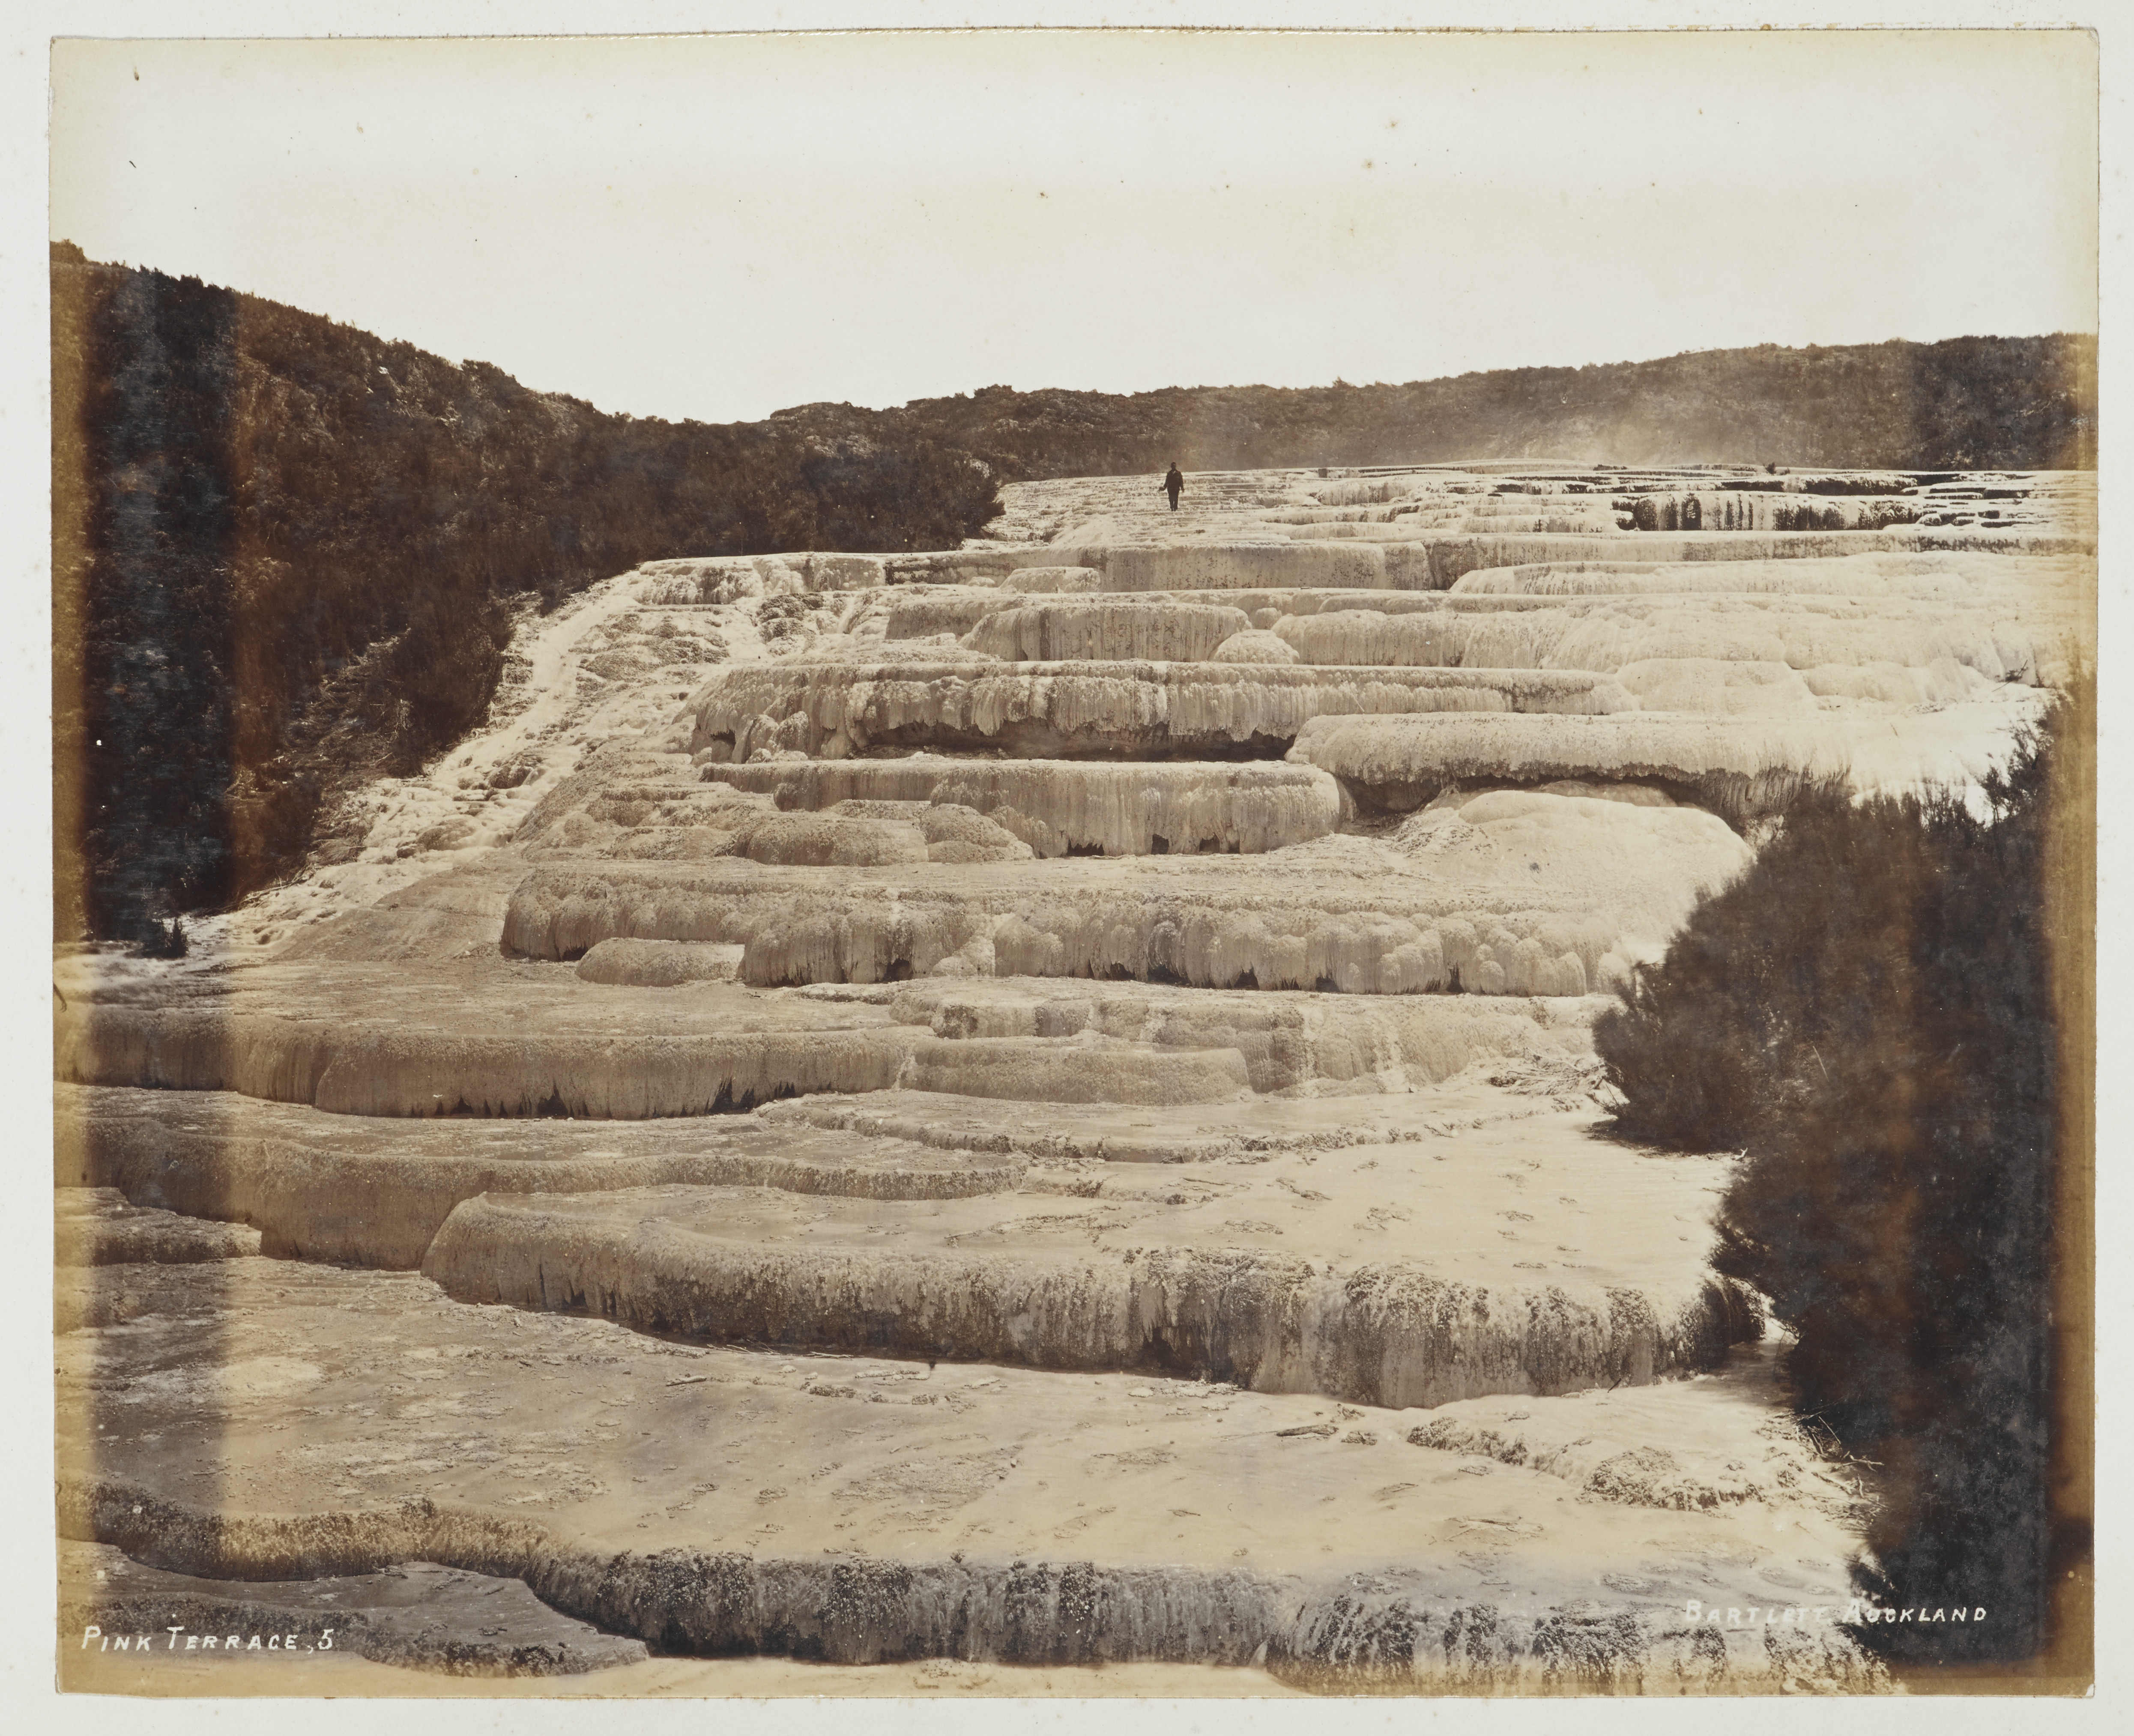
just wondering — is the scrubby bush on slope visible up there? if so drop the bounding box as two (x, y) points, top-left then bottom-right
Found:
(51, 245), (1000, 935)
(1595, 678), (2089, 1667)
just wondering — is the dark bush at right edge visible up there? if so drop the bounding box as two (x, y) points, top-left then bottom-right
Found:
(1595, 674), (2090, 1670)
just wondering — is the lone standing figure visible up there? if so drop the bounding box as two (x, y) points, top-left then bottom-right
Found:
(1163, 462), (1184, 511)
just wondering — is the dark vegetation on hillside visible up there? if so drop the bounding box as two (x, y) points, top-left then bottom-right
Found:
(1594, 677), (2091, 1667)
(768, 333), (2097, 477)
(51, 244), (1001, 937)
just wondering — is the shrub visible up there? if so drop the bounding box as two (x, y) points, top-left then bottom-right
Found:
(133, 916), (188, 959)
(1596, 680), (2087, 1666)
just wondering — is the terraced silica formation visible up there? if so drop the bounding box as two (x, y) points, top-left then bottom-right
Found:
(693, 759), (1343, 857)
(690, 660), (1634, 761)
(57, 459), (2089, 1691)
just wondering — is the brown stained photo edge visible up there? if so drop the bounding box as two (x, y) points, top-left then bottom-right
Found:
(39, 21), (2101, 1708)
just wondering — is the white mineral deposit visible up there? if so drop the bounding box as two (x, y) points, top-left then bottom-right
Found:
(56, 461), (2092, 1694)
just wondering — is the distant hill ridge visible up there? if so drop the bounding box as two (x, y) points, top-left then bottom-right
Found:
(766, 335), (2096, 477)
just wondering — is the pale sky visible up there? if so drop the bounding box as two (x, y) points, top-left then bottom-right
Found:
(49, 30), (2097, 424)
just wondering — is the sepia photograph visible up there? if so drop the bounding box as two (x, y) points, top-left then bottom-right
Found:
(29, 8), (2104, 1713)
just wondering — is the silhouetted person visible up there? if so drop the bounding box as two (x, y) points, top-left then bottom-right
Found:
(1163, 463), (1184, 511)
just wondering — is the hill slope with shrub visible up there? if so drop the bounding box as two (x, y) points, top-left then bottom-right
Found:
(51, 245), (1001, 936)
(52, 237), (2095, 938)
